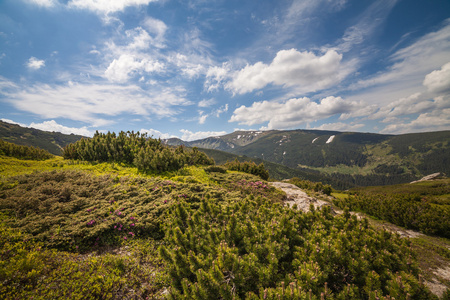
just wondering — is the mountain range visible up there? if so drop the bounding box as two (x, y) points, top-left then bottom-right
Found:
(164, 129), (450, 187)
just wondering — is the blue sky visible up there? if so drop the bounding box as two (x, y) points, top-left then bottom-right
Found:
(1, 0), (449, 140)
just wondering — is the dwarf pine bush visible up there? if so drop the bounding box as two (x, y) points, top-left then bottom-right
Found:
(62, 131), (214, 173)
(159, 196), (435, 299)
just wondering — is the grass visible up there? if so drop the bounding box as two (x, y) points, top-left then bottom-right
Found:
(331, 192), (348, 200)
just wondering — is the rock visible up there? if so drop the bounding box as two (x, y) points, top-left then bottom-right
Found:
(410, 172), (445, 184)
(270, 182), (335, 214)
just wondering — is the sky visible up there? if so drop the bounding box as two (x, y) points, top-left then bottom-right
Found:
(0, 0), (450, 140)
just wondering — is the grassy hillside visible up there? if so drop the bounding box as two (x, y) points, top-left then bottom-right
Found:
(0, 120), (84, 155)
(1, 140), (447, 299)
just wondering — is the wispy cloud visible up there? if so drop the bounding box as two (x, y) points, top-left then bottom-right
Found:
(335, 0), (399, 53)
(380, 107), (450, 134)
(1, 79), (191, 126)
(349, 19), (450, 95)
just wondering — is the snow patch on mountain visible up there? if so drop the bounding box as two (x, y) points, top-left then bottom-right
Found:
(326, 135), (335, 144)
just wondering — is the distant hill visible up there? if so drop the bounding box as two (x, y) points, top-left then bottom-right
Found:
(0, 121), (85, 155)
(165, 129), (450, 187)
(198, 148), (347, 187)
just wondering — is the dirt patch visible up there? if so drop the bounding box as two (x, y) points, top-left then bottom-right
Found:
(425, 279), (449, 298)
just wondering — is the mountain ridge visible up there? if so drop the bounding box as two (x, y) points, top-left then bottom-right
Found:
(164, 128), (450, 186)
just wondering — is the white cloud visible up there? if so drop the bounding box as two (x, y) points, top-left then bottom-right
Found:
(169, 53), (210, 79)
(381, 108), (450, 134)
(29, 120), (93, 136)
(198, 113), (207, 124)
(1, 118), (93, 136)
(369, 93), (437, 121)
(68, 0), (157, 14)
(141, 17), (167, 48)
(230, 96), (359, 129)
(205, 63), (231, 92)
(26, 57), (45, 70)
(227, 49), (346, 94)
(312, 122), (364, 132)
(198, 98), (216, 108)
(180, 129), (227, 141)
(1, 80), (191, 126)
(140, 128), (176, 140)
(349, 20), (450, 97)
(423, 62), (450, 94)
(214, 104), (228, 117)
(105, 54), (164, 83)
(336, 0), (399, 53)
(0, 118), (27, 127)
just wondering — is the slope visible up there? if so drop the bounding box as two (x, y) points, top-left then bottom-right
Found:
(0, 120), (85, 155)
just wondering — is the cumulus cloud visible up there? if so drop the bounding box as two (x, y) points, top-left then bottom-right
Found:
(230, 96), (358, 129)
(105, 54), (164, 83)
(2, 80), (191, 126)
(29, 120), (93, 136)
(180, 129), (227, 141)
(26, 57), (45, 70)
(227, 49), (346, 95)
(423, 62), (450, 94)
(68, 0), (157, 14)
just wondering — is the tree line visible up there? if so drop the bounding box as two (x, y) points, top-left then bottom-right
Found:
(62, 131), (214, 173)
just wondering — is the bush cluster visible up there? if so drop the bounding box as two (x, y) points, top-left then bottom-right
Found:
(62, 131), (214, 173)
(0, 221), (167, 299)
(225, 159), (270, 180)
(159, 196), (435, 299)
(0, 139), (53, 160)
(288, 177), (333, 195)
(333, 192), (450, 238)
